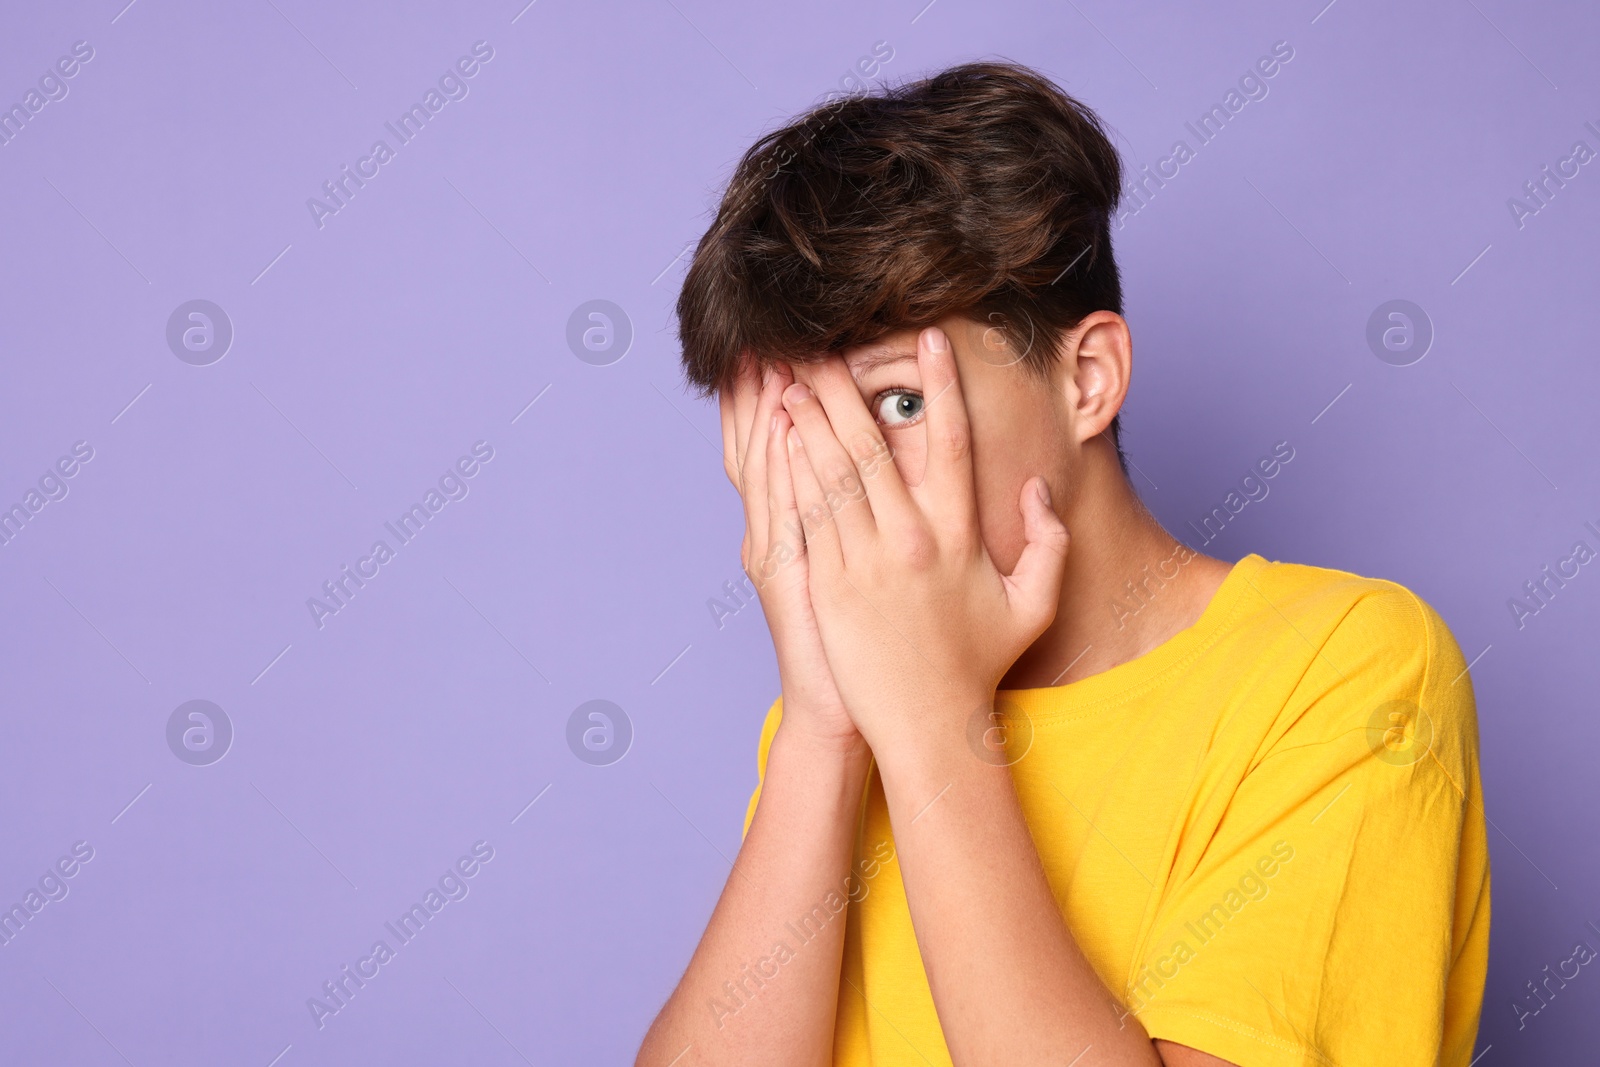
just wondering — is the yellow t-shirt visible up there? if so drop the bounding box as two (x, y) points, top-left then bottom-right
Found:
(742, 553), (1490, 1067)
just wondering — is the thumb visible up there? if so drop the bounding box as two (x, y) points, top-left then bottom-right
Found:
(1005, 476), (1070, 628)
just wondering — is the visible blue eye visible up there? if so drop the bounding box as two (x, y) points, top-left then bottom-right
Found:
(874, 389), (924, 427)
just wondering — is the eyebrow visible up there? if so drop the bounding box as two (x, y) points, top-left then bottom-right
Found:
(846, 350), (917, 378)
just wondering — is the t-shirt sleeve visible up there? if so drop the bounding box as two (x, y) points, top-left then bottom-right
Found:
(1133, 584), (1492, 1067)
(741, 696), (785, 839)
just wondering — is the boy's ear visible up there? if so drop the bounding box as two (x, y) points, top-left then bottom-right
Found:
(1058, 311), (1131, 443)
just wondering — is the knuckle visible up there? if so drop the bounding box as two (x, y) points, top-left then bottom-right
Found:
(801, 503), (833, 537)
(901, 527), (939, 570)
(947, 525), (980, 558)
(938, 422), (971, 460)
(849, 430), (887, 470)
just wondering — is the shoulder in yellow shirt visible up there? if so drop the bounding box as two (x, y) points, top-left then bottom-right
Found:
(742, 553), (1491, 1067)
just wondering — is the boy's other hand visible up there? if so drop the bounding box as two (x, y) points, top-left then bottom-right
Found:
(720, 358), (862, 753)
(782, 327), (1070, 757)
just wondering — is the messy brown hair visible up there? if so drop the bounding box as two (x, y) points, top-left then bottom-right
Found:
(675, 60), (1128, 457)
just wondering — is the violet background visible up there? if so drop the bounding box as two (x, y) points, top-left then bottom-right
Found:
(1, 0), (1596, 1063)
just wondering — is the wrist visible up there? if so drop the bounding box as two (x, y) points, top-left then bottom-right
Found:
(770, 714), (872, 769)
(865, 690), (1011, 789)
(869, 729), (967, 786)
(856, 686), (995, 768)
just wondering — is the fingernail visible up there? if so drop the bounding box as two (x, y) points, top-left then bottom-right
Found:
(924, 327), (949, 354)
(1037, 478), (1052, 506)
(769, 413), (779, 436)
(788, 427), (802, 451)
(784, 382), (813, 405)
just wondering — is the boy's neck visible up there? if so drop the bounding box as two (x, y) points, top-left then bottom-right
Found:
(1000, 447), (1236, 690)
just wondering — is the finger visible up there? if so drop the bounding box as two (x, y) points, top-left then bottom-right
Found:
(915, 326), (978, 534)
(784, 421), (845, 577)
(746, 363), (794, 475)
(801, 359), (915, 529)
(757, 407), (804, 596)
(1005, 477), (1071, 634)
(740, 362), (784, 484)
(728, 356), (761, 484)
(739, 366), (789, 552)
(783, 376), (877, 555)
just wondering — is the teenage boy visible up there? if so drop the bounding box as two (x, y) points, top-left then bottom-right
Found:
(638, 62), (1489, 1067)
